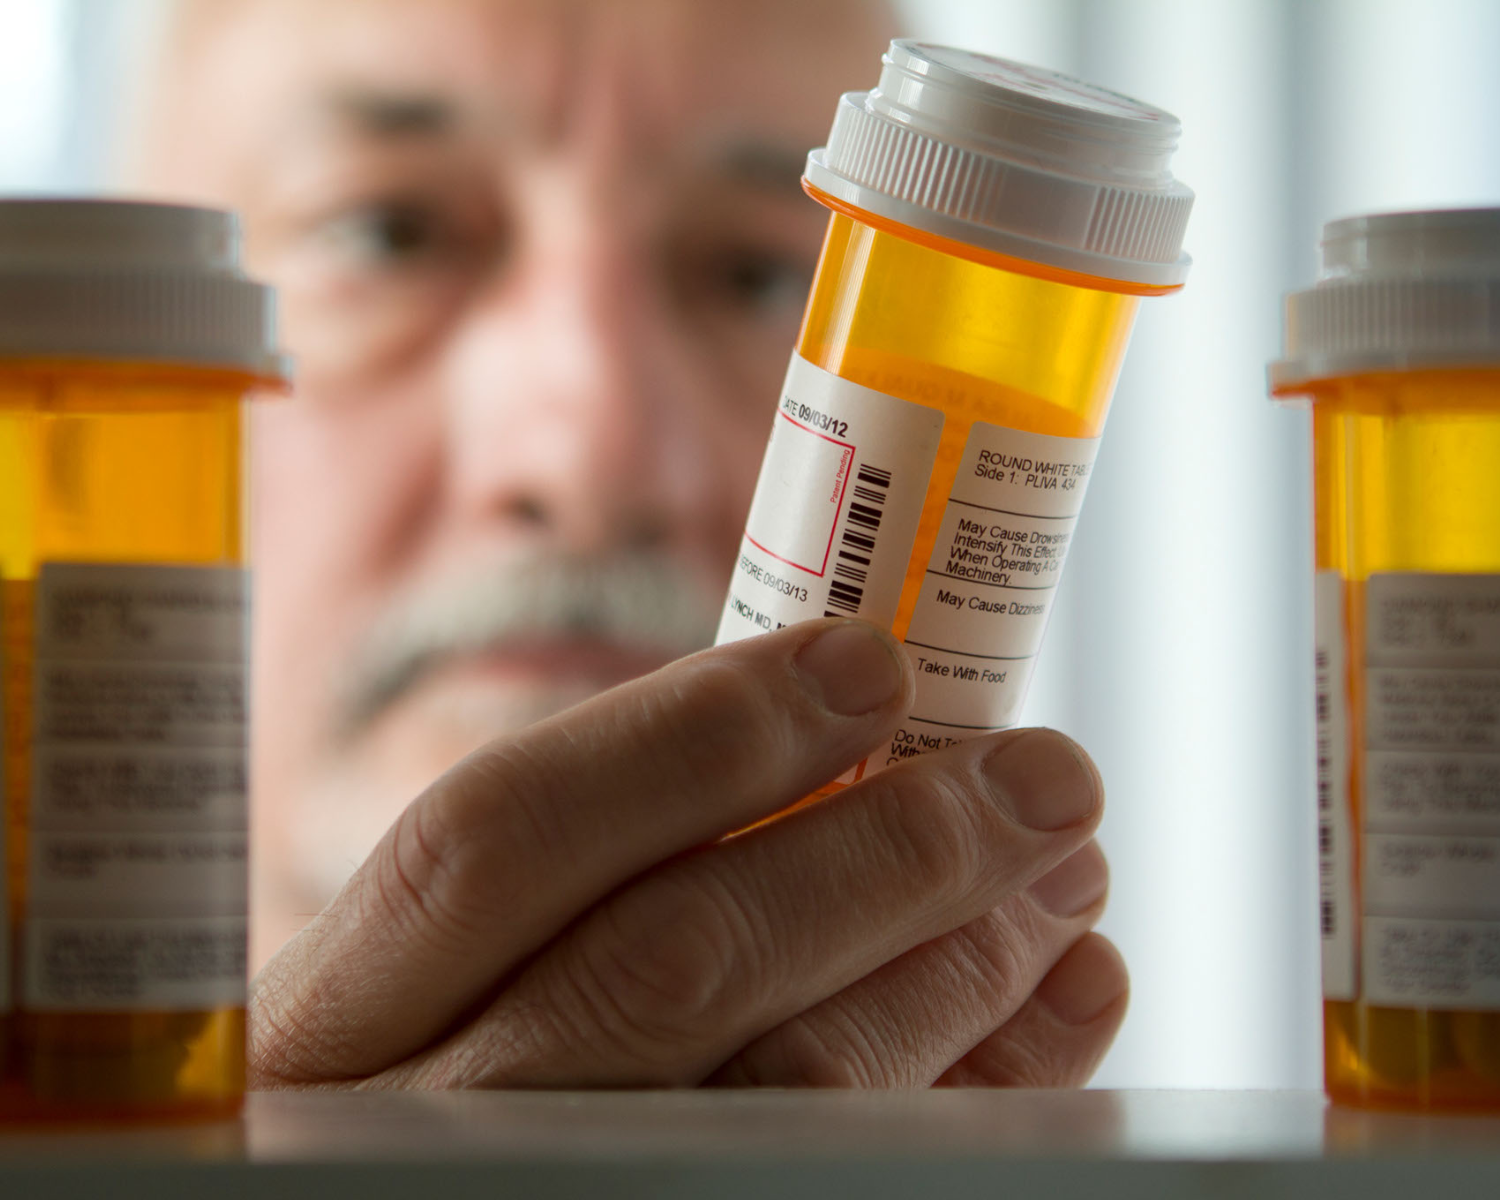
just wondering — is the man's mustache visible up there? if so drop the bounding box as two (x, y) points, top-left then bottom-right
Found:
(333, 552), (721, 741)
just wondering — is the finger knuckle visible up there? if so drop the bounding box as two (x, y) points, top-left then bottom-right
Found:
(380, 746), (568, 947)
(735, 1016), (887, 1088)
(863, 772), (991, 908)
(953, 908), (1039, 997)
(428, 747), (534, 859)
(247, 973), (361, 1087)
(990, 1035), (1058, 1087)
(635, 659), (793, 799)
(404, 1023), (536, 1090)
(568, 873), (764, 1066)
(790, 1013), (913, 1087)
(358, 802), (484, 957)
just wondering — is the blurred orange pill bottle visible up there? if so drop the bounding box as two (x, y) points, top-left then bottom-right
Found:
(1273, 209), (1500, 1111)
(716, 42), (1193, 786)
(0, 201), (284, 1120)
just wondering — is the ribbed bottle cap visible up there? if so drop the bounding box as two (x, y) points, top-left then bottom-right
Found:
(1271, 208), (1500, 389)
(0, 199), (286, 377)
(803, 41), (1194, 288)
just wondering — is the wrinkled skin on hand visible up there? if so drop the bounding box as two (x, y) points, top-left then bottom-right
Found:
(250, 620), (1126, 1090)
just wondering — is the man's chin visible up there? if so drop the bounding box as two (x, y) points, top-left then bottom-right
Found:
(375, 667), (622, 759)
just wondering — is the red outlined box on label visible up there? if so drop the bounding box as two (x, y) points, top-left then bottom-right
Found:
(744, 411), (854, 577)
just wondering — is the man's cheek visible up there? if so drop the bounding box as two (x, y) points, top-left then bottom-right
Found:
(249, 404), (373, 691)
(251, 389), (433, 572)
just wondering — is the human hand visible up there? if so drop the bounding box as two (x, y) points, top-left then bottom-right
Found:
(249, 619), (1125, 1089)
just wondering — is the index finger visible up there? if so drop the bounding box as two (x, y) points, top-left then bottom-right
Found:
(250, 618), (912, 1084)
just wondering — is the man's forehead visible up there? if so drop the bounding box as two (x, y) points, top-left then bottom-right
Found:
(191, 0), (883, 150)
(308, 83), (808, 191)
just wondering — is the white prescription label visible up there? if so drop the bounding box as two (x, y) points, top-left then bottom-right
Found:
(24, 915), (245, 1010)
(1362, 571), (1500, 1009)
(1315, 571), (1356, 1001)
(884, 422), (1096, 766)
(717, 355), (944, 639)
(22, 563), (248, 1012)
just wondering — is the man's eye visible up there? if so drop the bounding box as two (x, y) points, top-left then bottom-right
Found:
(710, 249), (812, 314)
(316, 201), (452, 268)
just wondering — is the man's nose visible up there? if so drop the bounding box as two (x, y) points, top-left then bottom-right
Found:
(441, 220), (718, 554)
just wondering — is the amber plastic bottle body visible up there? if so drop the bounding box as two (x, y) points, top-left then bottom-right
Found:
(786, 195), (1153, 797)
(1305, 368), (1500, 1110)
(0, 360), (249, 1120)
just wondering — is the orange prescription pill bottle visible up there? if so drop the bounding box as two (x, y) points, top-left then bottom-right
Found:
(716, 42), (1193, 790)
(0, 201), (284, 1120)
(1272, 209), (1500, 1111)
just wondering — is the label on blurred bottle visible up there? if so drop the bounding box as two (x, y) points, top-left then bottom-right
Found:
(1315, 571), (1355, 1001)
(1362, 571), (1500, 1009)
(21, 563), (247, 1011)
(887, 421), (1096, 768)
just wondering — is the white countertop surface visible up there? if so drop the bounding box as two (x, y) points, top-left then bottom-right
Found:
(3, 1089), (1499, 1198)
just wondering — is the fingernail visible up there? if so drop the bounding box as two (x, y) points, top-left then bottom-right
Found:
(984, 730), (1100, 831)
(1029, 841), (1108, 916)
(794, 622), (905, 717)
(1037, 935), (1129, 1025)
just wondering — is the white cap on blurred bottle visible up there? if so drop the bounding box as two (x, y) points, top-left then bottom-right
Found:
(1271, 207), (1500, 388)
(0, 199), (284, 377)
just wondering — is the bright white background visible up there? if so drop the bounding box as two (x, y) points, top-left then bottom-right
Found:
(3, 0), (1499, 1090)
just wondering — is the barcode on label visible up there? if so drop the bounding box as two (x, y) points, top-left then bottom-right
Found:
(825, 465), (891, 618)
(1316, 668), (1339, 942)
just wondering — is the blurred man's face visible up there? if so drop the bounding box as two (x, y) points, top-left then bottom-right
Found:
(144, 0), (891, 951)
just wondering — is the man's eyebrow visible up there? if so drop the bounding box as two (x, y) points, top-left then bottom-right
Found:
(712, 140), (810, 193)
(321, 89), (457, 138)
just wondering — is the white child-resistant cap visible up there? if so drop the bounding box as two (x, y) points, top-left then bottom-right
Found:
(1271, 208), (1500, 389)
(803, 41), (1195, 288)
(0, 199), (285, 377)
